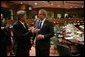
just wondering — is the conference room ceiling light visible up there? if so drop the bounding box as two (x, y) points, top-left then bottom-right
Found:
(20, 2), (23, 4)
(70, 6), (72, 8)
(50, 3), (53, 5)
(75, 6), (78, 8)
(57, 5), (61, 7)
(29, 6), (32, 10)
(34, 2), (38, 6)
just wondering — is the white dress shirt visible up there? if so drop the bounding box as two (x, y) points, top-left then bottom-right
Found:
(40, 18), (46, 28)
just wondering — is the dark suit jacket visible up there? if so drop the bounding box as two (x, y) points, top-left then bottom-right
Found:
(13, 21), (32, 50)
(1, 27), (11, 56)
(35, 19), (54, 50)
(1, 27), (11, 46)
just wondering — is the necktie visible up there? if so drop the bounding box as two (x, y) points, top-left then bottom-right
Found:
(39, 21), (42, 29)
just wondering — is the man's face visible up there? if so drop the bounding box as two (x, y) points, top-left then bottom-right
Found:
(38, 11), (45, 21)
(20, 15), (27, 22)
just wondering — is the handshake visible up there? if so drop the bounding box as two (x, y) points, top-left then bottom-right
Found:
(28, 27), (40, 33)
(28, 27), (44, 40)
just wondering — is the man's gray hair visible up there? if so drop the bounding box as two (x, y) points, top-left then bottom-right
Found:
(17, 10), (26, 20)
(17, 10), (26, 15)
(39, 9), (48, 17)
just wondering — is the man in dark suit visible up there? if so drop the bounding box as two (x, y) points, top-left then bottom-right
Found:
(13, 11), (32, 56)
(1, 14), (11, 56)
(33, 9), (54, 56)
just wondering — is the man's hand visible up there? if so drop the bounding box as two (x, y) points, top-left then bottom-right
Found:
(28, 27), (40, 33)
(36, 34), (44, 40)
(28, 27), (36, 33)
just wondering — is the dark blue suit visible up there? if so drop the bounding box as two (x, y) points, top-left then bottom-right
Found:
(34, 19), (54, 56)
(13, 21), (32, 56)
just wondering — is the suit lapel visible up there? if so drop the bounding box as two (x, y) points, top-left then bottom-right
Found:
(41, 20), (46, 29)
(18, 21), (27, 29)
(24, 23), (28, 29)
